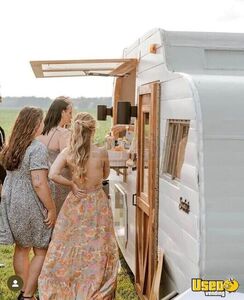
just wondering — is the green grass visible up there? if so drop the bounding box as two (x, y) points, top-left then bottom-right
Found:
(0, 247), (138, 300)
(0, 110), (19, 138)
(0, 109), (138, 300)
(0, 246), (16, 300)
(116, 252), (138, 300)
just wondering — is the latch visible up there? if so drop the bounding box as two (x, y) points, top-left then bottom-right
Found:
(179, 197), (190, 214)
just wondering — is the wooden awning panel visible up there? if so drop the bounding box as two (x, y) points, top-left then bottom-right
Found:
(30, 59), (137, 78)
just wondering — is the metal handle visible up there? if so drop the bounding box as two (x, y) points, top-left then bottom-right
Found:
(132, 193), (137, 206)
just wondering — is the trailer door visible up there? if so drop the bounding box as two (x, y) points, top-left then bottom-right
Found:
(135, 82), (160, 299)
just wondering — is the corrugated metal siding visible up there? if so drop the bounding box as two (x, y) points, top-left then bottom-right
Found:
(193, 75), (244, 292)
(128, 29), (201, 294)
(159, 75), (200, 293)
(118, 28), (244, 297)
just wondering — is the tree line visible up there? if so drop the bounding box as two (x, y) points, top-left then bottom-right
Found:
(1, 96), (112, 110)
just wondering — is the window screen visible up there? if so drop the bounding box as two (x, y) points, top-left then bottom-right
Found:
(163, 120), (190, 180)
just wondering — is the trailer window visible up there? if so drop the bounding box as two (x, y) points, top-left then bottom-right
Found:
(163, 120), (190, 180)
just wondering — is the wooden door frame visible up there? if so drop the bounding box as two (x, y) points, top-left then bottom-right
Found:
(135, 82), (160, 299)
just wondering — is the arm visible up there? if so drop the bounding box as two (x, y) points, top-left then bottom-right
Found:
(102, 149), (110, 179)
(31, 169), (56, 227)
(111, 124), (134, 138)
(49, 148), (85, 198)
(29, 142), (56, 227)
(49, 148), (72, 186)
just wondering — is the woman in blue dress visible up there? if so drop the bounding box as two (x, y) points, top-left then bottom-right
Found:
(0, 107), (56, 300)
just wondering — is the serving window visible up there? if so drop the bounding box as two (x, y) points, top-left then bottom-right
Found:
(162, 119), (190, 180)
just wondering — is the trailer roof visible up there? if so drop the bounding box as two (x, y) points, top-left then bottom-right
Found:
(163, 30), (244, 49)
(30, 58), (137, 78)
(160, 30), (244, 75)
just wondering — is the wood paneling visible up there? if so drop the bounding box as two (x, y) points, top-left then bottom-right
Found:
(136, 82), (160, 299)
(30, 58), (138, 78)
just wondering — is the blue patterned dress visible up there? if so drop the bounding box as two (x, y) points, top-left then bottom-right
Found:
(0, 140), (52, 248)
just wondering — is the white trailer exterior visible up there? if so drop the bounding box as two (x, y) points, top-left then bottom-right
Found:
(109, 28), (244, 298)
(30, 28), (244, 299)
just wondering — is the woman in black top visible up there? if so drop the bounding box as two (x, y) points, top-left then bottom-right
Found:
(0, 126), (6, 199)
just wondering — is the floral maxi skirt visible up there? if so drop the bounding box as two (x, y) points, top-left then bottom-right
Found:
(38, 188), (119, 300)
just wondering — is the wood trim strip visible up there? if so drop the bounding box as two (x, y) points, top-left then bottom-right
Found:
(139, 84), (152, 95)
(110, 59), (138, 76)
(135, 81), (160, 299)
(30, 62), (44, 78)
(141, 222), (150, 289)
(137, 198), (150, 216)
(30, 58), (138, 78)
(31, 58), (137, 64)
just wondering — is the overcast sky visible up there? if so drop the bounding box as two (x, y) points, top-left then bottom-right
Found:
(1, 0), (244, 99)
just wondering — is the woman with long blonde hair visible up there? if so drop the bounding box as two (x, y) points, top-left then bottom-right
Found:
(38, 112), (119, 300)
(0, 107), (56, 300)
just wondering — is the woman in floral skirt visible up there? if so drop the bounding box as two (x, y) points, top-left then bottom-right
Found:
(39, 112), (119, 300)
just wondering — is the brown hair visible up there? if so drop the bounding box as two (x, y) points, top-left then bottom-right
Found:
(0, 107), (43, 171)
(68, 112), (96, 181)
(42, 96), (71, 135)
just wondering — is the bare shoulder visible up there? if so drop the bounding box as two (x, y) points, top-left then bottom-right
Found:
(91, 145), (107, 159)
(57, 126), (69, 133)
(57, 127), (71, 136)
(98, 146), (108, 160)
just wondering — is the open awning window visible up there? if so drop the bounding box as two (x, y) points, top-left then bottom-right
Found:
(30, 58), (137, 78)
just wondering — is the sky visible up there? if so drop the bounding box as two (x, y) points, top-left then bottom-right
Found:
(1, 0), (244, 99)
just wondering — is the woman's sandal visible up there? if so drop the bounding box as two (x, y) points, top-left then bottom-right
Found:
(20, 296), (38, 300)
(17, 290), (24, 300)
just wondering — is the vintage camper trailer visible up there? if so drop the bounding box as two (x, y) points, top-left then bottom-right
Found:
(30, 28), (244, 299)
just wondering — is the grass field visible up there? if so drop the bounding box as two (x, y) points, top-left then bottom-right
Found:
(0, 108), (138, 300)
(0, 108), (112, 146)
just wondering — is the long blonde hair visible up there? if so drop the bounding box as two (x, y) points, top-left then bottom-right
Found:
(68, 112), (96, 180)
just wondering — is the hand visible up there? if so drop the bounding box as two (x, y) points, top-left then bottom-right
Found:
(44, 208), (56, 228)
(126, 158), (134, 167)
(111, 124), (126, 138)
(71, 182), (86, 198)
